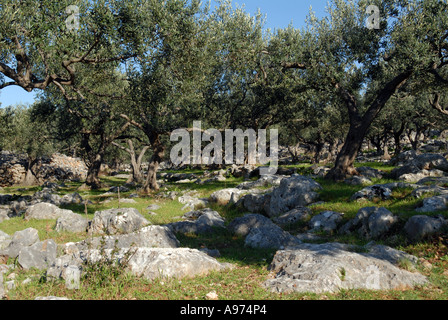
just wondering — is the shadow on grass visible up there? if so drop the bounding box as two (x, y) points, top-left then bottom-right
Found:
(175, 228), (277, 268)
(166, 178), (245, 198)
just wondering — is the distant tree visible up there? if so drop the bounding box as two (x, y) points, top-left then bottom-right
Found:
(0, 0), (154, 188)
(122, 0), (222, 192)
(278, 88), (348, 164)
(0, 104), (55, 185)
(111, 126), (150, 184)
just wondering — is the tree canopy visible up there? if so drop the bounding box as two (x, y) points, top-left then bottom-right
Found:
(1, 0), (448, 189)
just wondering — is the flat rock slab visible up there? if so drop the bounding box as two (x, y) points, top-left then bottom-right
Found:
(265, 243), (427, 294)
(24, 203), (78, 221)
(17, 239), (57, 270)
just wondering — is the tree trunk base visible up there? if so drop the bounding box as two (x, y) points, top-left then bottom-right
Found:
(22, 169), (38, 186)
(325, 165), (359, 181)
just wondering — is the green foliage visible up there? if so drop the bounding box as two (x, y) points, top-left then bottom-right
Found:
(0, 104), (55, 158)
(82, 238), (136, 289)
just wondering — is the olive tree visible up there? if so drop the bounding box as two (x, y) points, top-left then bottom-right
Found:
(269, 0), (448, 180)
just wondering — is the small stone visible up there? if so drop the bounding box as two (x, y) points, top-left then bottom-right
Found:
(206, 291), (219, 300)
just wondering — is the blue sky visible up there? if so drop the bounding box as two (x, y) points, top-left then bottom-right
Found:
(0, 0), (329, 108)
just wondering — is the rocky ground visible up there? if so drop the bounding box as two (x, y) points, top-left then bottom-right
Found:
(0, 149), (447, 300)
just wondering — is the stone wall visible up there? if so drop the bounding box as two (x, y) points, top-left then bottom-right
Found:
(0, 151), (87, 187)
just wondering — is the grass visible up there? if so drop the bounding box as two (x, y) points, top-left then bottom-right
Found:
(1, 163), (448, 300)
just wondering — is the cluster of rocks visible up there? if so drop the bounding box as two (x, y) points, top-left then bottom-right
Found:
(349, 178), (448, 213)
(199, 171), (437, 293)
(37, 153), (88, 183)
(205, 169), (448, 243)
(0, 186), (85, 224)
(230, 174), (323, 218)
(222, 208), (431, 294)
(389, 152), (448, 183)
(1, 155), (447, 298)
(0, 152), (87, 187)
(0, 204), (233, 298)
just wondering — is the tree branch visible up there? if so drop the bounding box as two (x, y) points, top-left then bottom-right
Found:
(429, 93), (448, 116)
(281, 62), (307, 70)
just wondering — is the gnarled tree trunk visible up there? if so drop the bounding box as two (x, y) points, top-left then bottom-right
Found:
(23, 157), (39, 186)
(325, 120), (367, 180)
(143, 132), (165, 193)
(326, 70), (413, 181)
(113, 139), (149, 184)
(85, 154), (104, 190)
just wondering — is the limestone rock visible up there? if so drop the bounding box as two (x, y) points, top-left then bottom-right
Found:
(415, 194), (448, 213)
(55, 214), (90, 233)
(404, 215), (447, 242)
(411, 185), (448, 198)
(351, 185), (392, 201)
(78, 248), (232, 281)
(264, 242), (427, 294)
(309, 211), (344, 233)
(273, 206), (312, 226)
(0, 228), (40, 258)
(209, 188), (246, 206)
(267, 175), (322, 218)
(236, 175), (284, 190)
(0, 209), (9, 223)
(24, 203), (78, 221)
(417, 176), (448, 186)
(17, 239), (57, 270)
(238, 192), (271, 214)
(89, 208), (150, 235)
(60, 192), (84, 205)
(339, 207), (398, 240)
(245, 224), (302, 249)
(227, 213), (274, 237)
(166, 208), (225, 235)
(67, 225), (180, 252)
(0, 230), (11, 250)
(178, 195), (209, 211)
